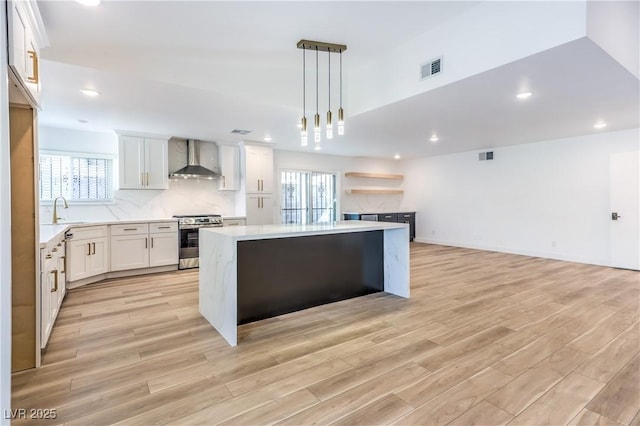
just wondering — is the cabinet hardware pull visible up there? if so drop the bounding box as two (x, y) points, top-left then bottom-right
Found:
(60, 256), (66, 274)
(45, 254), (52, 259)
(52, 247), (58, 252)
(123, 228), (137, 231)
(141, 172), (144, 186)
(92, 242), (96, 255)
(151, 237), (154, 248)
(146, 172), (150, 186)
(27, 50), (39, 83)
(222, 176), (226, 188)
(51, 270), (58, 292)
(257, 179), (260, 191)
(87, 243), (91, 256)
(158, 226), (170, 229)
(145, 237), (148, 249)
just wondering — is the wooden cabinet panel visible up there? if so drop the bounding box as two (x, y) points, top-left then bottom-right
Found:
(10, 105), (36, 371)
(219, 145), (240, 191)
(110, 234), (149, 271)
(149, 232), (179, 267)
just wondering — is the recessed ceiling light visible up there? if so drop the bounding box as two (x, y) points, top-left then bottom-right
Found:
(516, 92), (532, 100)
(263, 136), (272, 142)
(394, 154), (401, 160)
(593, 122), (607, 129)
(81, 89), (100, 97)
(430, 135), (439, 143)
(76, 0), (100, 6)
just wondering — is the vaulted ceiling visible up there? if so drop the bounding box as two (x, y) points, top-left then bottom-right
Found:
(37, 1), (639, 159)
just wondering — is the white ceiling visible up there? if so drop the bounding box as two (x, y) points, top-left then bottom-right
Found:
(37, 1), (639, 159)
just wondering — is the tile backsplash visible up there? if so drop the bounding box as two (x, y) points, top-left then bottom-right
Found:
(40, 179), (240, 223)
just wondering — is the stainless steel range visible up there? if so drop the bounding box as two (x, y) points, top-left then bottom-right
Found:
(174, 214), (223, 269)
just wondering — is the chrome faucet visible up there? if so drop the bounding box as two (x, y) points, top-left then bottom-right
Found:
(52, 196), (69, 224)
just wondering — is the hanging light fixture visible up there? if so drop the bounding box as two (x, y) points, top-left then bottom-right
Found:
(297, 40), (347, 147)
(338, 48), (344, 136)
(300, 46), (308, 146)
(314, 46), (321, 145)
(326, 51), (333, 139)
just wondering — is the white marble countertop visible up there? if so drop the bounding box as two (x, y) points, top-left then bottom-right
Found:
(201, 220), (407, 241)
(39, 218), (178, 247)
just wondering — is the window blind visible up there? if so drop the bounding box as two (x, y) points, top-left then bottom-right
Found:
(39, 154), (113, 201)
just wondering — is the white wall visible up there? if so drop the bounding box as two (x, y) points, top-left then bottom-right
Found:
(587, 0), (639, 79)
(274, 150), (409, 218)
(404, 128), (640, 267)
(0, 4), (12, 423)
(38, 126), (242, 222)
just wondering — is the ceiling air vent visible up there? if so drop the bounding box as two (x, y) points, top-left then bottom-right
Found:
(421, 57), (442, 80)
(230, 129), (252, 135)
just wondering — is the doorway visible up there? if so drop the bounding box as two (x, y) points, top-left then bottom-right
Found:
(280, 171), (337, 224)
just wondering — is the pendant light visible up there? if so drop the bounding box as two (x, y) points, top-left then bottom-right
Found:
(326, 51), (333, 140)
(300, 46), (308, 146)
(314, 46), (321, 145)
(338, 48), (344, 136)
(296, 40), (347, 147)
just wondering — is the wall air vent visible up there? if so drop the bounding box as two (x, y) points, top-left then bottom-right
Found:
(230, 129), (252, 135)
(421, 57), (442, 80)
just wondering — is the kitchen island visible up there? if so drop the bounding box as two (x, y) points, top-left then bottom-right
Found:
(199, 221), (409, 346)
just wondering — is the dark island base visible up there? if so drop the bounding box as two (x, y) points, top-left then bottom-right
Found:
(237, 230), (384, 325)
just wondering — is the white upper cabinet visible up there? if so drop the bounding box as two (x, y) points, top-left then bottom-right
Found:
(218, 144), (240, 191)
(118, 133), (169, 190)
(7, 0), (47, 108)
(245, 145), (274, 193)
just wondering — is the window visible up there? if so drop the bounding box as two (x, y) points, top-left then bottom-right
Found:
(39, 153), (114, 202)
(281, 170), (336, 224)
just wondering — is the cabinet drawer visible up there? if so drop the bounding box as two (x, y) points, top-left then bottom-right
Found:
(111, 223), (149, 236)
(67, 225), (108, 240)
(377, 213), (398, 222)
(223, 219), (246, 227)
(149, 222), (178, 233)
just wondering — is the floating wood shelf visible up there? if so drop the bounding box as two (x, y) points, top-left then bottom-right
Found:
(344, 172), (404, 180)
(346, 189), (404, 195)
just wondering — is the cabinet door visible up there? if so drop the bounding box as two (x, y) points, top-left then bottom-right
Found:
(149, 232), (179, 267)
(219, 145), (240, 191)
(259, 148), (274, 193)
(144, 138), (168, 189)
(110, 234), (149, 271)
(89, 237), (109, 276)
(119, 136), (145, 189)
(40, 256), (52, 348)
(245, 146), (262, 193)
(245, 145), (273, 193)
(8, 2), (27, 84)
(246, 194), (274, 225)
(67, 239), (91, 282)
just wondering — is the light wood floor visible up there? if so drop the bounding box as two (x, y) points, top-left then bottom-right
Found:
(12, 243), (640, 425)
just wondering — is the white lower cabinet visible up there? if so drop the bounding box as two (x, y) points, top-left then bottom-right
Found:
(66, 226), (109, 282)
(41, 235), (66, 348)
(110, 222), (178, 271)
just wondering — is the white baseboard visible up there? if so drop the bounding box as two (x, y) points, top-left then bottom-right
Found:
(413, 237), (611, 268)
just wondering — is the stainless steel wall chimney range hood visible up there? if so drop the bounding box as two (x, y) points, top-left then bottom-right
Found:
(170, 140), (221, 179)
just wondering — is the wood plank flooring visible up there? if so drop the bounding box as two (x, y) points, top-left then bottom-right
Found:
(11, 243), (640, 425)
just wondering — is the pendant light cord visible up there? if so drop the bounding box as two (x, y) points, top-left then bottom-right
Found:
(315, 47), (319, 114)
(302, 47), (305, 117)
(340, 49), (343, 108)
(328, 50), (331, 108)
